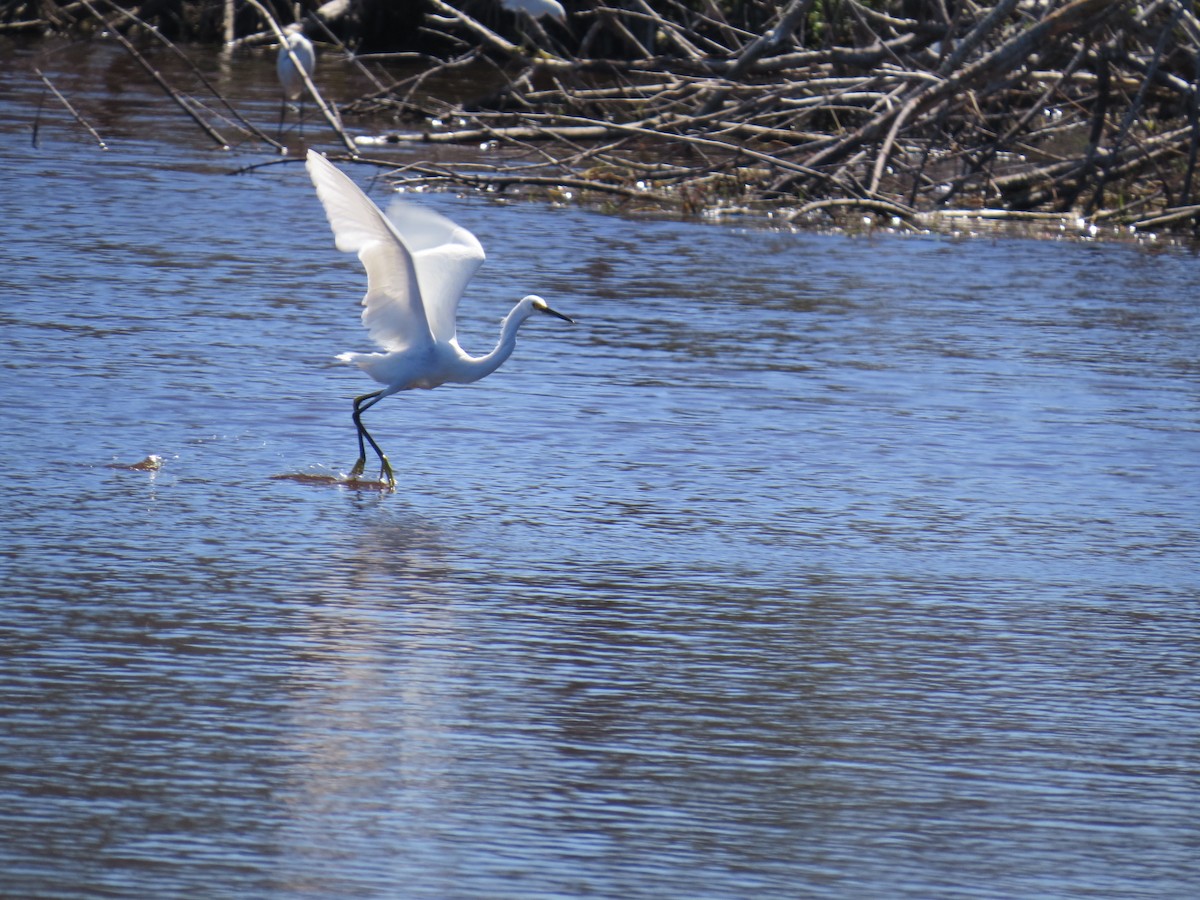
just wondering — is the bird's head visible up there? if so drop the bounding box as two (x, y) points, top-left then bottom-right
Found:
(525, 295), (574, 324)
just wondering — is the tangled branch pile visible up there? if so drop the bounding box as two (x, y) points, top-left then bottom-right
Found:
(356, 0), (1200, 233)
(7, 0), (1200, 233)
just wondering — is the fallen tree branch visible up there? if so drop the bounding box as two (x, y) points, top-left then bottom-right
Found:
(19, 0), (1200, 234)
(33, 67), (108, 149)
(788, 196), (917, 221)
(78, 0), (231, 148)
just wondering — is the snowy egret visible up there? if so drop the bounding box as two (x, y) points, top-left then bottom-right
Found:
(304, 150), (574, 489)
(498, 0), (565, 50)
(499, 0), (566, 22)
(276, 24), (315, 137)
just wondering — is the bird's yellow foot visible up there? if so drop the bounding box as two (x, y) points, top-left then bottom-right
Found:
(349, 458), (366, 479)
(379, 456), (396, 490)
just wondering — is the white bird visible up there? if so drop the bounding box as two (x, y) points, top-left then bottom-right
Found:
(304, 150), (574, 489)
(276, 24), (316, 137)
(499, 0), (566, 22)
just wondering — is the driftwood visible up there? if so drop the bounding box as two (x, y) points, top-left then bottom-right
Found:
(33, 67), (109, 149)
(6, 0), (1200, 235)
(349, 0), (1200, 234)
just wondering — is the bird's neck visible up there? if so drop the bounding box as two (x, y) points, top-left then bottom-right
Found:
(460, 305), (528, 383)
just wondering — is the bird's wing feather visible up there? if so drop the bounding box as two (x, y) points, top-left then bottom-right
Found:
(383, 199), (485, 344)
(305, 150), (431, 353)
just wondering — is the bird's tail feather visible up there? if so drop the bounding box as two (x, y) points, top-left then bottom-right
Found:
(338, 351), (398, 388)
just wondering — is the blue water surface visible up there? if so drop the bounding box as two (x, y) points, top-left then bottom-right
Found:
(2, 39), (1199, 900)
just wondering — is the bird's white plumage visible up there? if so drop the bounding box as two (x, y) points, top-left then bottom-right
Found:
(306, 151), (427, 352)
(276, 28), (316, 102)
(381, 199), (485, 345)
(500, 0), (567, 21)
(305, 151), (485, 354)
(304, 150), (572, 489)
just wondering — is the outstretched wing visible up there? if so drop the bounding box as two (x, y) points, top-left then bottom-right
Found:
(383, 199), (485, 345)
(305, 150), (431, 353)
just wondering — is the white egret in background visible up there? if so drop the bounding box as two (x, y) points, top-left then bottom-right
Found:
(498, 0), (566, 50)
(499, 0), (566, 22)
(304, 150), (574, 489)
(276, 23), (315, 138)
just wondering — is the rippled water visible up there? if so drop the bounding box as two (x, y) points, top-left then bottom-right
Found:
(2, 40), (1199, 899)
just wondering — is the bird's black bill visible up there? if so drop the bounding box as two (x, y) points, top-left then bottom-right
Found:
(540, 305), (575, 324)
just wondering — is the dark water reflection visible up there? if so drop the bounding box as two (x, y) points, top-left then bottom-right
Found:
(2, 41), (1199, 899)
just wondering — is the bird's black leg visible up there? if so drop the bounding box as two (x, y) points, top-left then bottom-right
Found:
(351, 392), (376, 472)
(351, 391), (395, 488)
